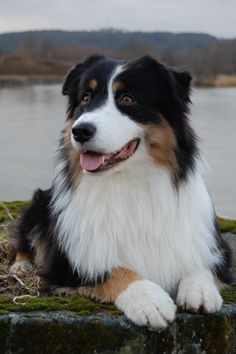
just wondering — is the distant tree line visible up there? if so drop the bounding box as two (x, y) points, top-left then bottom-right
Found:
(0, 32), (235, 81)
(161, 40), (236, 79)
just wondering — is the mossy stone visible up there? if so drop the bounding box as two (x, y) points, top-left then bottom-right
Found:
(10, 316), (133, 354)
(176, 312), (234, 354)
(0, 318), (10, 353)
(0, 307), (236, 354)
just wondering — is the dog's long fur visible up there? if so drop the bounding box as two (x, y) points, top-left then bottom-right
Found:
(10, 55), (232, 329)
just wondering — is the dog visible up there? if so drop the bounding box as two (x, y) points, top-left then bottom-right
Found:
(10, 55), (232, 329)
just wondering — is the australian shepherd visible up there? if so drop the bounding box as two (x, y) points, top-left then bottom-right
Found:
(10, 55), (232, 329)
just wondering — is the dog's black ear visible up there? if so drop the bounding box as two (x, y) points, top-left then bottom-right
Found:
(62, 63), (84, 96)
(171, 69), (192, 103)
(62, 55), (105, 96)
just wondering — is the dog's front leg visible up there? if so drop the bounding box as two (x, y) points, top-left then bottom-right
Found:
(176, 268), (223, 313)
(79, 267), (176, 329)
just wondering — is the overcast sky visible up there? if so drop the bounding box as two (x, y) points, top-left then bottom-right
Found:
(0, 0), (235, 38)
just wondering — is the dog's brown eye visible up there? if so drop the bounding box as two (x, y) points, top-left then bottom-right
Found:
(119, 94), (135, 105)
(81, 93), (91, 105)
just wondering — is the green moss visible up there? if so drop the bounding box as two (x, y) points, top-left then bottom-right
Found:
(0, 285), (234, 316)
(0, 309), (9, 315)
(218, 217), (236, 235)
(0, 295), (121, 316)
(222, 285), (236, 304)
(0, 200), (30, 223)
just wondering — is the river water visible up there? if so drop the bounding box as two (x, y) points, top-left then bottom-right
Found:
(0, 85), (235, 218)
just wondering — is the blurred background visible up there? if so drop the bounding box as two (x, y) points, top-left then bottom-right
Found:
(0, 0), (235, 218)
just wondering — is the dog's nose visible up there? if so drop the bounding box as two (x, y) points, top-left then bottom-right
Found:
(72, 123), (96, 143)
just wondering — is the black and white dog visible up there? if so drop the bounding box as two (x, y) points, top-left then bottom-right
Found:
(10, 55), (232, 329)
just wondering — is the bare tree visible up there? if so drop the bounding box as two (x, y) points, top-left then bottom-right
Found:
(117, 41), (158, 59)
(40, 38), (55, 59)
(18, 33), (38, 59)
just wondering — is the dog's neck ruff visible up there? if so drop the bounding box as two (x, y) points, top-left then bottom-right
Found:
(52, 154), (220, 293)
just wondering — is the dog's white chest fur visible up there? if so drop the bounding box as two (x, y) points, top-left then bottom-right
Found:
(54, 158), (220, 293)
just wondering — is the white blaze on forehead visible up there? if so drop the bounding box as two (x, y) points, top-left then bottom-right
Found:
(107, 64), (124, 99)
(71, 64), (123, 131)
(71, 64), (144, 154)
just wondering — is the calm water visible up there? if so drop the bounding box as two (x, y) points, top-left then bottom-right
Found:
(0, 85), (235, 218)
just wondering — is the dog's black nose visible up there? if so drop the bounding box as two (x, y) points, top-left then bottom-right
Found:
(72, 123), (96, 143)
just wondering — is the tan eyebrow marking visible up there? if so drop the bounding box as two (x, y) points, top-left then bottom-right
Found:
(88, 79), (98, 91)
(112, 81), (124, 92)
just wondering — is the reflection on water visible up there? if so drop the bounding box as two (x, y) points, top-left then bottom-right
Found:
(0, 85), (235, 218)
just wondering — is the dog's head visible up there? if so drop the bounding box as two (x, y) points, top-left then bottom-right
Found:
(62, 55), (197, 182)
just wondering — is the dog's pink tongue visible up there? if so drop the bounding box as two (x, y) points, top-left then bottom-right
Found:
(80, 153), (104, 171)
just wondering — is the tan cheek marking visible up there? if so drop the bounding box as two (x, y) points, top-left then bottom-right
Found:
(112, 81), (124, 92)
(89, 79), (98, 91)
(63, 120), (83, 187)
(15, 252), (30, 262)
(78, 267), (143, 303)
(142, 119), (177, 172)
(64, 120), (74, 147)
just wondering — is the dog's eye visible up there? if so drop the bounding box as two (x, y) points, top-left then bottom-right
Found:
(81, 93), (91, 105)
(118, 94), (136, 105)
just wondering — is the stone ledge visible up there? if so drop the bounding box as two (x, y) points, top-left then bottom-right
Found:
(0, 305), (236, 354)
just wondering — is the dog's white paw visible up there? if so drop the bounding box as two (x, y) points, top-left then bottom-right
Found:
(115, 279), (176, 329)
(177, 272), (223, 313)
(10, 260), (33, 274)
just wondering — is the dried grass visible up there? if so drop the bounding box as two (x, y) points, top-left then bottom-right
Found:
(0, 222), (42, 297)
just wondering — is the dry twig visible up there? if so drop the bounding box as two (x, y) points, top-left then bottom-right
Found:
(0, 201), (13, 220)
(13, 294), (37, 306)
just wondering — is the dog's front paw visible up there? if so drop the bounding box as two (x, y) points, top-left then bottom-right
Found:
(177, 272), (223, 313)
(115, 279), (176, 329)
(10, 260), (33, 274)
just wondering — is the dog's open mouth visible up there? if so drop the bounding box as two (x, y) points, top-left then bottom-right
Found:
(80, 138), (140, 172)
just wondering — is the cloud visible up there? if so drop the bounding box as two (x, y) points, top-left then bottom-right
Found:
(0, 0), (235, 38)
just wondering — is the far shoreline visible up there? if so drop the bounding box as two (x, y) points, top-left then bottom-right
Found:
(1, 74), (236, 88)
(0, 74), (63, 87)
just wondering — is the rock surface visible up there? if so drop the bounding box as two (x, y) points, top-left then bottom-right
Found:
(0, 305), (236, 354)
(222, 233), (236, 276)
